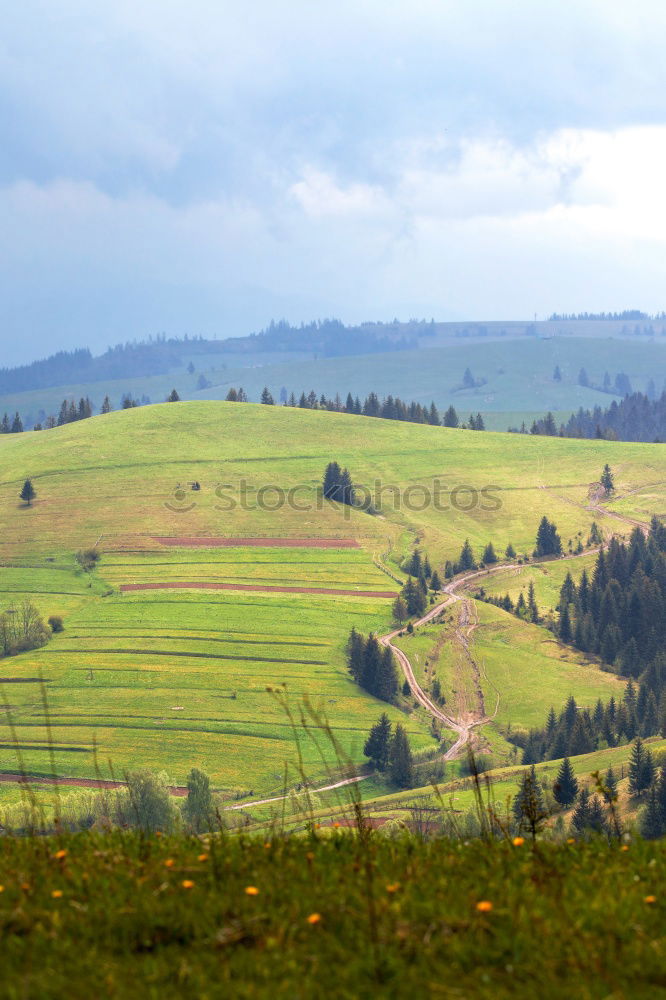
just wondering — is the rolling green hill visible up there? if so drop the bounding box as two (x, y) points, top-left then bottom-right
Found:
(3, 332), (665, 433)
(0, 401), (663, 803)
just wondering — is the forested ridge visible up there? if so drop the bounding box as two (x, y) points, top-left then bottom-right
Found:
(523, 520), (666, 765)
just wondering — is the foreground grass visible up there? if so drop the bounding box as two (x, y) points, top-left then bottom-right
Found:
(0, 831), (663, 999)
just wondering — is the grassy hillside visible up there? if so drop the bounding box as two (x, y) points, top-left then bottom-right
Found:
(3, 333), (665, 432)
(0, 402), (663, 803)
(0, 401), (663, 562)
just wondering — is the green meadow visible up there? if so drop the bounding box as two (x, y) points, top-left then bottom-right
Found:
(0, 401), (663, 804)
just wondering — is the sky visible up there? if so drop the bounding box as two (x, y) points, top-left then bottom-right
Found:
(2, 0), (666, 364)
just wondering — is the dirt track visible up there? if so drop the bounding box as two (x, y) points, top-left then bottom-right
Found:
(152, 536), (360, 548)
(120, 581), (396, 598)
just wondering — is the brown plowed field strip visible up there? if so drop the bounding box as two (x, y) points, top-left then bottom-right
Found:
(152, 536), (360, 548)
(120, 582), (396, 598)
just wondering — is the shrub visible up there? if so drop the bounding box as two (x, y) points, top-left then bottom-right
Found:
(48, 615), (64, 633)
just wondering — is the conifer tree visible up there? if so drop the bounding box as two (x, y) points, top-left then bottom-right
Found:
(456, 539), (476, 572)
(392, 595), (408, 624)
(570, 787), (591, 834)
(443, 405), (459, 428)
(389, 724), (414, 788)
(346, 628), (365, 684)
(600, 464), (615, 494)
(363, 713), (392, 770)
(553, 757), (579, 807)
(639, 784), (664, 840)
(430, 570), (442, 593)
(19, 479), (36, 506)
(628, 738), (653, 794)
(376, 646), (399, 703)
(482, 542), (497, 564)
(167, 389), (180, 402)
(512, 765), (547, 838)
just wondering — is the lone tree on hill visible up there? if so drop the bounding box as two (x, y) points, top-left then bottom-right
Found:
(553, 757), (579, 807)
(260, 387), (275, 405)
(19, 479), (36, 506)
(167, 389), (180, 402)
(600, 464), (615, 494)
(364, 713), (392, 771)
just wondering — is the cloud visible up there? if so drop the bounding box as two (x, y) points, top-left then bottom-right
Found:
(2, 2), (666, 361)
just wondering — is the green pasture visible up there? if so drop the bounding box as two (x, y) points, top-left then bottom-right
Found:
(473, 602), (625, 733)
(0, 402), (662, 808)
(197, 335), (666, 420)
(0, 401), (661, 570)
(475, 552), (600, 611)
(0, 549), (433, 799)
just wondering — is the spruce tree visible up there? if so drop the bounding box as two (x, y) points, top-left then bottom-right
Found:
(456, 539), (476, 572)
(19, 479), (36, 506)
(376, 646), (399, 703)
(639, 785), (664, 840)
(363, 713), (392, 770)
(389, 724), (414, 788)
(553, 757), (578, 807)
(346, 628), (365, 683)
(430, 570), (442, 593)
(571, 787), (591, 833)
(512, 765), (547, 838)
(361, 635), (383, 696)
(167, 389), (180, 402)
(505, 542), (516, 559)
(443, 405), (459, 428)
(600, 464), (615, 493)
(482, 542), (497, 564)
(392, 595), (408, 624)
(628, 738), (653, 794)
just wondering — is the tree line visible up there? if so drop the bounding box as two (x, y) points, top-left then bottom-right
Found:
(346, 630), (399, 703)
(514, 390), (666, 442)
(228, 386), (485, 430)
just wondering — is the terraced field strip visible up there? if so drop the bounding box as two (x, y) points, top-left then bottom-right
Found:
(152, 537), (360, 548)
(119, 582), (397, 598)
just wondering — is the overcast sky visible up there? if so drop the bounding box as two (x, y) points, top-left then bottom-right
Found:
(3, 0), (666, 364)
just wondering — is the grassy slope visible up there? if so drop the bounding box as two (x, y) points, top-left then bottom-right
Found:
(0, 401), (663, 563)
(3, 333), (665, 431)
(0, 402), (663, 801)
